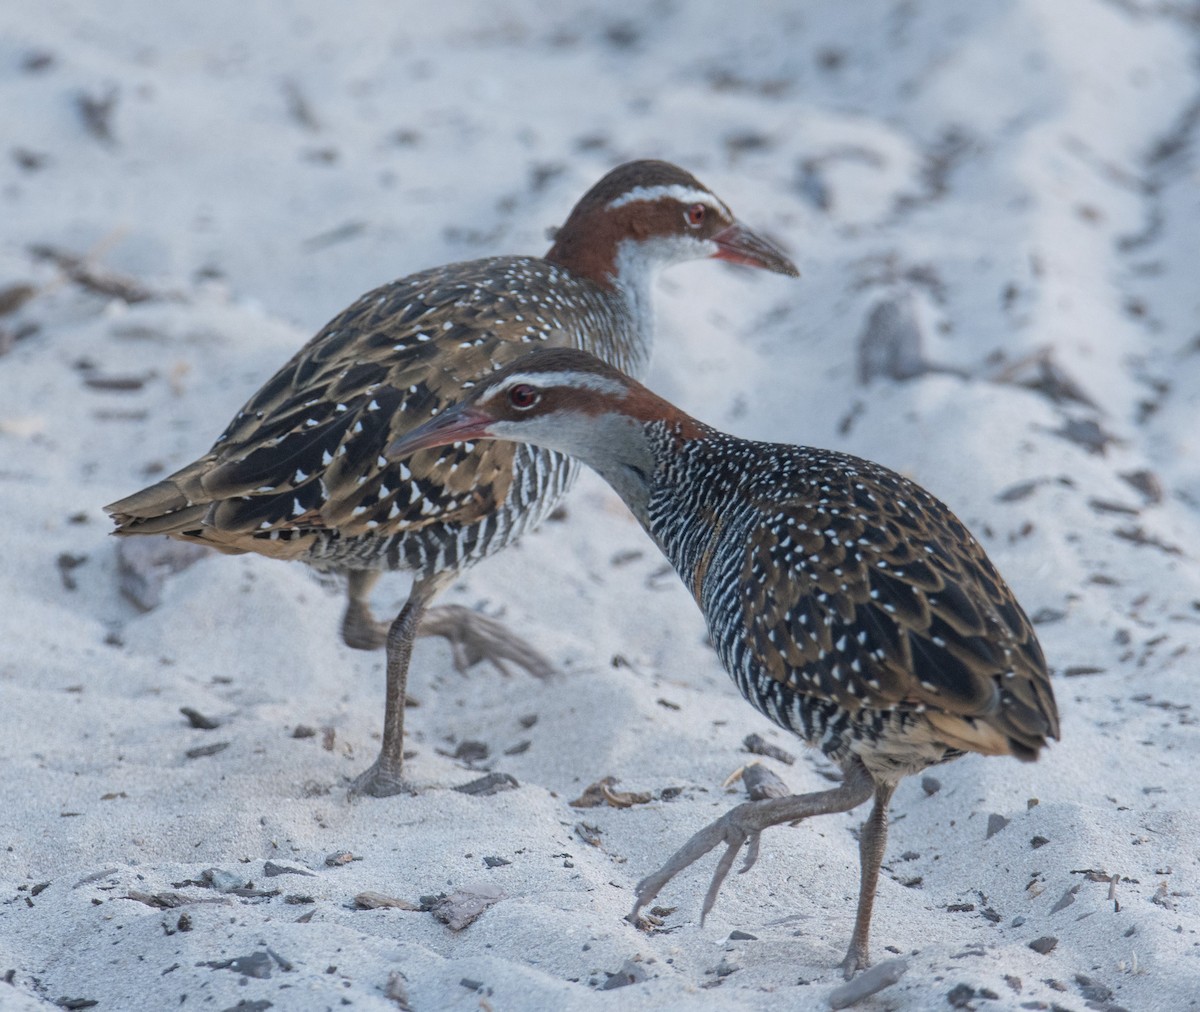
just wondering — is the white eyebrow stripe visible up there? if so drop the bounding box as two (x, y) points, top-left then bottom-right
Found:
(606, 184), (732, 218)
(495, 370), (627, 397)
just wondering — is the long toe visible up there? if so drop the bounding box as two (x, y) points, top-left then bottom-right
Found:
(630, 804), (757, 920)
(418, 604), (556, 679)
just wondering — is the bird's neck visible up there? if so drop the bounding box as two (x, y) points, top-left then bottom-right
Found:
(606, 239), (671, 361)
(552, 412), (660, 526)
(638, 429), (744, 607)
(516, 407), (703, 529)
(546, 231), (707, 367)
(591, 415), (731, 584)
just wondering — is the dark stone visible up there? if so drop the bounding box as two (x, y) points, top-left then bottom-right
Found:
(600, 958), (648, 990)
(947, 983), (976, 1007)
(206, 951), (274, 979)
(453, 772), (518, 796)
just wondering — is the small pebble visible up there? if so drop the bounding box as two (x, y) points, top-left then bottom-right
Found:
(325, 850), (359, 867)
(600, 958), (648, 990)
(828, 958), (908, 1009)
(262, 861), (314, 878)
(385, 971), (412, 1009)
(430, 884), (504, 930)
(454, 772), (518, 796)
(1049, 885), (1079, 913)
(742, 732), (796, 765)
(184, 741), (229, 759)
(947, 983), (976, 1008)
(742, 763), (790, 801)
(986, 813), (1010, 839)
(1074, 973), (1115, 1003)
(180, 706), (219, 730)
(202, 868), (247, 892)
(354, 891), (419, 911)
(206, 951), (273, 979)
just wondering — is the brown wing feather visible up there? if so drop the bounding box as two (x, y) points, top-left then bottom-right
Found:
(741, 464), (1059, 759)
(106, 258), (586, 552)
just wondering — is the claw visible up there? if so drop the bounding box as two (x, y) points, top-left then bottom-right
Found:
(840, 940), (871, 980)
(739, 831), (762, 875)
(347, 758), (413, 799)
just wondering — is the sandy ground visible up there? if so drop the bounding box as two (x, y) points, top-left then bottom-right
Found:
(2, 1), (1200, 1009)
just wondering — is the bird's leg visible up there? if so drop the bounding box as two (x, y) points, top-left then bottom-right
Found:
(417, 604), (556, 680)
(840, 781), (896, 979)
(341, 569), (555, 680)
(348, 572), (451, 799)
(630, 760), (875, 925)
(341, 569), (388, 650)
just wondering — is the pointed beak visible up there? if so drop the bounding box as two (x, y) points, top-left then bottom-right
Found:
(386, 404), (495, 460)
(712, 223), (799, 277)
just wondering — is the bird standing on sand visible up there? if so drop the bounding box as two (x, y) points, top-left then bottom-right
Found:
(105, 161), (798, 797)
(386, 347), (1060, 978)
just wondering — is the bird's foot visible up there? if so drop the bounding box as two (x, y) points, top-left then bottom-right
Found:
(839, 940), (871, 980)
(347, 757), (414, 799)
(628, 798), (780, 927)
(418, 604), (556, 679)
(342, 600), (388, 651)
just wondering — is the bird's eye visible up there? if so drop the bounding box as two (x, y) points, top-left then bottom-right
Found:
(686, 203), (706, 227)
(508, 383), (540, 410)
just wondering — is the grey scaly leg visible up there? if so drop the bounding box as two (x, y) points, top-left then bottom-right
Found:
(348, 571), (451, 798)
(840, 781), (896, 979)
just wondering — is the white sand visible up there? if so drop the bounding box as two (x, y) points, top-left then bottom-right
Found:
(2, 1), (1199, 1008)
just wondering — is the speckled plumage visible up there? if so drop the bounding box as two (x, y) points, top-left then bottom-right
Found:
(105, 161), (798, 796)
(647, 431), (1055, 779)
(384, 347), (1060, 977)
(109, 258), (636, 572)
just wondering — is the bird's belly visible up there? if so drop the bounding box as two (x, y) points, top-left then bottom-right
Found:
(736, 669), (963, 783)
(302, 450), (579, 577)
(842, 709), (966, 783)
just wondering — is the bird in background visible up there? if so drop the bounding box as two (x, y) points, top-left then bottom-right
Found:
(385, 346), (1060, 978)
(105, 160), (798, 797)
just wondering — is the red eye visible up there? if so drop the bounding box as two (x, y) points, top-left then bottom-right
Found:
(508, 383), (540, 410)
(686, 203), (706, 227)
